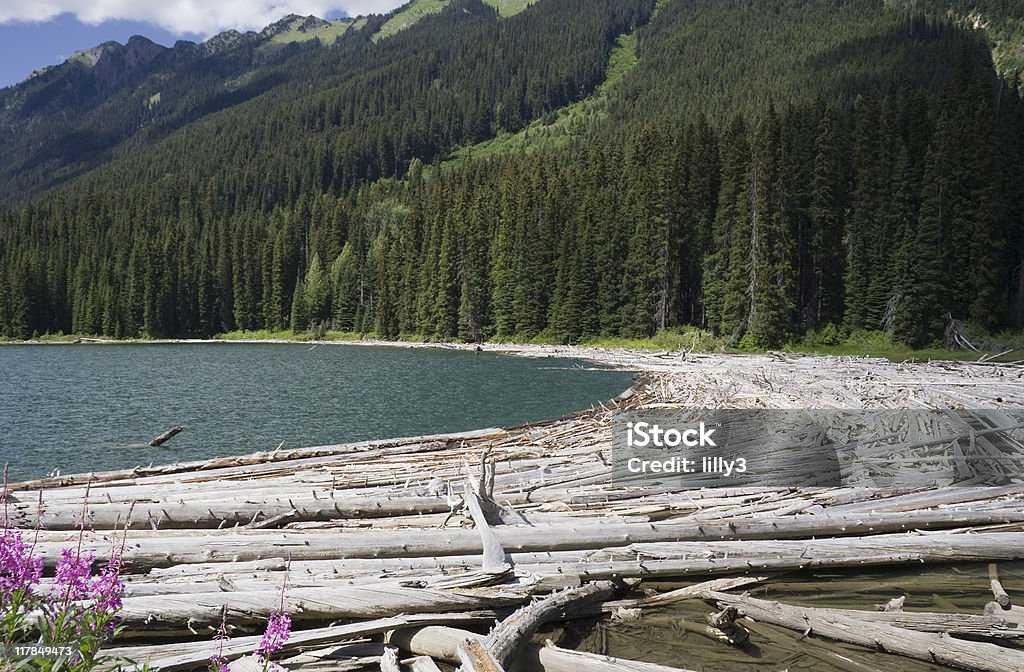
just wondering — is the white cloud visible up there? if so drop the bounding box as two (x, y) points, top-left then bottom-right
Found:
(0, 0), (406, 37)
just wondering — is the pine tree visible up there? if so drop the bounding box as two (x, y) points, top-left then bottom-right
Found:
(807, 104), (847, 329)
(289, 271), (308, 332)
(746, 108), (795, 347)
(705, 115), (749, 337)
(331, 242), (360, 332)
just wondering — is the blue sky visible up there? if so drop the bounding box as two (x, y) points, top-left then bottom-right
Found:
(0, 1), (406, 89)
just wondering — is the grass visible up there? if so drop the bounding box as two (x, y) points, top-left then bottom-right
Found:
(216, 329), (364, 342)
(600, 32), (639, 94)
(373, 0), (451, 42)
(436, 0), (687, 168)
(581, 329), (729, 352)
(269, 18), (356, 45)
(784, 328), (1022, 363)
(481, 0), (537, 16)
(9, 326), (1018, 364)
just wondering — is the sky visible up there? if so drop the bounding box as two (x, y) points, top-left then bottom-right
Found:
(0, 1), (406, 88)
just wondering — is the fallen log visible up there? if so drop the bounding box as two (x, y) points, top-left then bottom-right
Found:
(457, 638), (505, 672)
(483, 582), (615, 668)
(114, 585), (530, 630)
(148, 427), (185, 448)
(104, 613), (499, 670)
(705, 606), (748, 645)
(698, 590), (1024, 672)
(380, 646), (401, 672)
(26, 514), (1024, 568)
(404, 656), (444, 672)
(984, 603), (1024, 625)
(389, 625), (700, 672)
(989, 563), (1012, 609)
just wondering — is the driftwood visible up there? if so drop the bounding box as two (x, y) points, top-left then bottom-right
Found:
(457, 638), (505, 672)
(698, 590), (1024, 672)
(465, 477), (510, 573)
(105, 613), (500, 670)
(26, 516), (1024, 569)
(404, 657), (444, 672)
(989, 563), (1012, 609)
(389, 625), (700, 672)
(483, 582), (615, 669)
(114, 585), (529, 630)
(705, 606), (749, 645)
(148, 426), (185, 447)
(877, 596), (905, 612)
(380, 646), (401, 672)
(984, 603), (1024, 625)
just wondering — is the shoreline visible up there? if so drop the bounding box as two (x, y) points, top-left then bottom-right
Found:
(5, 333), (1017, 367)
(2, 335), (689, 370)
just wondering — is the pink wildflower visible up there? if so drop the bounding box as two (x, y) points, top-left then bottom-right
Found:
(53, 547), (95, 602)
(254, 611), (291, 661)
(0, 528), (43, 605)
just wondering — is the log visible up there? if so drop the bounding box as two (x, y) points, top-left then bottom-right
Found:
(114, 585), (530, 630)
(280, 643), (386, 672)
(405, 657), (444, 672)
(705, 606), (748, 645)
(984, 603), (1024, 625)
(877, 596), (905, 612)
(104, 613), (499, 670)
(26, 516), (1024, 569)
(465, 478), (510, 573)
(389, 626), (700, 672)
(989, 563), (1012, 609)
(148, 427), (185, 448)
(380, 646), (401, 672)
(698, 590), (1024, 672)
(457, 638), (505, 672)
(484, 582), (615, 668)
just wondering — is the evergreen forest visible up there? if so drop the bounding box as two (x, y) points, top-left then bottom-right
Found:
(1, 0), (1023, 348)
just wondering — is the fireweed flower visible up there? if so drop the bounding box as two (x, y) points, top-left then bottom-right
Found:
(90, 558), (125, 615)
(208, 655), (231, 672)
(0, 528), (43, 605)
(208, 610), (232, 672)
(255, 611), (291, 662)
(53, 547), (95, 602)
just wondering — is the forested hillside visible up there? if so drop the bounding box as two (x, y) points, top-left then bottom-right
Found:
(0, 0), (1022, 348)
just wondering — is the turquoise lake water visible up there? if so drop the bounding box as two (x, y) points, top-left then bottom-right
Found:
(0, 343), (634, 481)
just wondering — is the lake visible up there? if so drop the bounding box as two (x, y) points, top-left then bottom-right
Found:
(0, 342), (634, 482)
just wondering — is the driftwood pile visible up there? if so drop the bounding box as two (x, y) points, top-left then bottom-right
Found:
(4, 351), (1024, 672)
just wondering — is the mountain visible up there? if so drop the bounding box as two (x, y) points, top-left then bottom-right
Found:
(0, 0), (1022, 349)
(0, 13), (373, 203)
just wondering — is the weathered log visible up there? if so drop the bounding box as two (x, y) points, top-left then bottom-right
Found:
(457, 638), (505, 672)
(404, 657), (444, 672)
(484, 582), (615, 669)
(104, 613), (499, 670)
(380, 646), (401, 672)
(877, 596), (905, 612)
(984, 603), (1024, 625)
(389, 625), (700, 672)
(114, 585), (530, 630)
(705, 606), (748, 645)
(989, 563), (1012, 609)
(26, 516), (1024, 569)
(465, 478), (510, 573)
(280, 642), (387, 672)
(148, 427), (185, 448)
(699, 590), (1024, 672)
